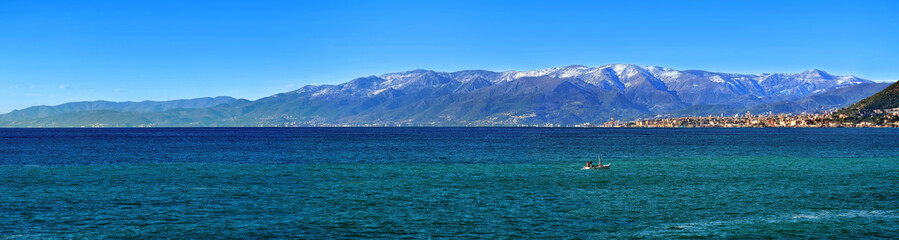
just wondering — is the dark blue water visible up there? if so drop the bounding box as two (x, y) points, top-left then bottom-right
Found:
(1, 128), (897, 238)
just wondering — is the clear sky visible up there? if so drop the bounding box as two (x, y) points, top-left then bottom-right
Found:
(1, 0), (897, 113)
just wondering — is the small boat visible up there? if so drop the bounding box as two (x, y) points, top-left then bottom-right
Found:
(582, 155), (611, 169)
(582, 164), (610, 170)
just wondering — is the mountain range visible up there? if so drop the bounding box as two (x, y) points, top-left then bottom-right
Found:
(0, 64), (890, 127)
(0, 96), (240, 122)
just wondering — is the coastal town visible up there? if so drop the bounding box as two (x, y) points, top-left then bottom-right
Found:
(592, 108), (899, 128)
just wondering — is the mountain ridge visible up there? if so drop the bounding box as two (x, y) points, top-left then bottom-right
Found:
(840, 80), (899, 115)
(0, 64), (885, 127)
(0, 96), (241, 122)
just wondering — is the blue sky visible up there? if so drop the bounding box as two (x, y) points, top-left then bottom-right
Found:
(0, 0), (897, 113)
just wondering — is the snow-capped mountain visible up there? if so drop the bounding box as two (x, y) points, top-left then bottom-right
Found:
(301, 64), (871, 109)
(235, 64), (878, 125)
(0, 64), (887, 127)
(310, 64), (867, 97)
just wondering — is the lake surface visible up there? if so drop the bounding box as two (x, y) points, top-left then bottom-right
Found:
(1, 128), (897, 238)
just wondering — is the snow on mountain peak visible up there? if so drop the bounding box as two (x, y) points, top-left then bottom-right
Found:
(301, 64), (873, 100)
(798, 69), (832, 79)
(608, 64), (631, 74)
(645, 66), (682, 80)
(710, 75), (726, 83)
(605, 64), (645, 78)
(555, 65), (591, 78)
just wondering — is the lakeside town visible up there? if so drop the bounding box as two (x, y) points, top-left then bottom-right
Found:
(257, 108), (899, 128)
(591, 108), (899, 128)
(64, 108), (899, 128)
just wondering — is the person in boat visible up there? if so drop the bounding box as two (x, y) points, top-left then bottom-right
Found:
(587, 161), (593, 168)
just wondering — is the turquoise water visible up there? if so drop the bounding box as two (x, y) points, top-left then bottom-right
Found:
(1, 128), (898, 238)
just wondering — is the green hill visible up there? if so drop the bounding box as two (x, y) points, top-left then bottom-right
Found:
(840, 80), (899, 115)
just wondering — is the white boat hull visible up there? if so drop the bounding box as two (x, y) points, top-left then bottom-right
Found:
(582, 164), (610, 170)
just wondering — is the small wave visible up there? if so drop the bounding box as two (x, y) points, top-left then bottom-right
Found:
(791, 214), (820, 219)
(642, 210), (898, 237)
(836, 210), (895, 218)
(783, 210), (897, 222)
(2, 234), (46, 240)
